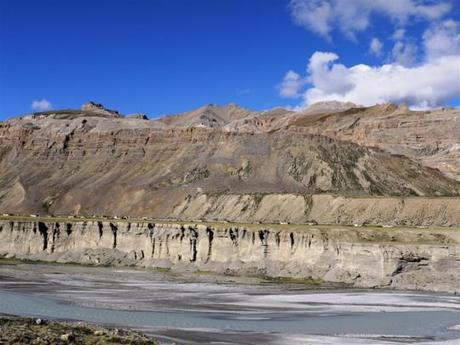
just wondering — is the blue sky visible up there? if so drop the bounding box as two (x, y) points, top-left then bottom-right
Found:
(0, 0), (459, 119)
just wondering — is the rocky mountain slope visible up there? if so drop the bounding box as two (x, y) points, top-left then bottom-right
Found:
(153, 102), (460, 181)
(290, 104), (460, 181)
(0, 101), (459, 221)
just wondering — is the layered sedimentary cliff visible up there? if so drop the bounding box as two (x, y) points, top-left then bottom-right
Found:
(1, 219), (459, 293)
(1, 102), (459, 220)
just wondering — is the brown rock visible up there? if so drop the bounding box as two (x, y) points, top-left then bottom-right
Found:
(0, 103), (458, 220)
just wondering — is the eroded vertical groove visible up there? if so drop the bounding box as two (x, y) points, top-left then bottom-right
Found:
(97, 221), (103, 239)
(206, 227), (214, 263)
(189, 228), (198, 262)
(259, 229), (269, 258)
(148, 224), (155, 258)
(38, 222), (48, 251)
(180, 226), (185, 242)
(228, 228), (238, 246)
(51, 223), (60, 253)
(166, 234), (170, 255)
(66, 223), (72, 236)
(109, 223), (118, 249)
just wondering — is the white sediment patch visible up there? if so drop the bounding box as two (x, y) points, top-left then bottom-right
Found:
(279, 334), (460, 345)
(228, 292), (460, 313)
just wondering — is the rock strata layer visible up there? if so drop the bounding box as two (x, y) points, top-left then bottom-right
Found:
(1, 219), (459, 293)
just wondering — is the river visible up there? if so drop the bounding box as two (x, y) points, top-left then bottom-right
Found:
(0, 261), (460, 344)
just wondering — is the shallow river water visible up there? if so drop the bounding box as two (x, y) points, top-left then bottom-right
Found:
(0, 262), (460, 344)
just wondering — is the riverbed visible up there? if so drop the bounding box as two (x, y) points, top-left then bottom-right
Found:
(0, 261), (460, 344)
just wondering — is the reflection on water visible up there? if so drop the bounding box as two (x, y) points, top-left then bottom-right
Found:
(0, 262), (460, 344)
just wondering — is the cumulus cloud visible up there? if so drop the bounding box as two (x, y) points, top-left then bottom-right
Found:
(279, 70), (304, 98)
(307, 52), (353, 94)
(288, 51), (460, 109)
(369, 38), (383, 56)
(423, 20), (460, 61)
(289, 0), (451, 40)
(31, 99), (53, 111)
(281, 0), (459, 108)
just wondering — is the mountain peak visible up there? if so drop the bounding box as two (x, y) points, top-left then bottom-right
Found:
(81, 101), (121, 117)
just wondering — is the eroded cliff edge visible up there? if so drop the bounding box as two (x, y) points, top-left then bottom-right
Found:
(1, 219), (459, 293)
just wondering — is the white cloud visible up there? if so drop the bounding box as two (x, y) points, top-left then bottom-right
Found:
(423, 20), (460, 61)
(389, 29), (416, 66)
(31, 99), (53, 112)
(391, 41), (418, 66)
(289, 0), (451, 39)
(282, 1), (459, 109)
(307, 52), (353, 94)
(289, 0), (334, 38)
(279, 70), (304, 98)
(392, 29), (406, 41)
(288, 51), (460, 109)
(369, 38), (383, 56)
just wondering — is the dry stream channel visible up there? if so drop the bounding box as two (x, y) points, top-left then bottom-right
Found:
(1, 261), (460, 344)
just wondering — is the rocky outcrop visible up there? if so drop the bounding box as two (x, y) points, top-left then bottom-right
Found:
(80, 101), (121, 117)
(1, 219), (459, 293)
(127, 113), (149, 120)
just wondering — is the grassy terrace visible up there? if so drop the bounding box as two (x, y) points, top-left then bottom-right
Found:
(1, 214), (459, 241)
(1, 214), (459, 230)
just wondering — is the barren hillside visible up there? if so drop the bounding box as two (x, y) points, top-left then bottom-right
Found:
(0, 101), (458, 219)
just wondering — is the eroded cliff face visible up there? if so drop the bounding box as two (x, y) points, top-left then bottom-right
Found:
(1, 219), (459, 293)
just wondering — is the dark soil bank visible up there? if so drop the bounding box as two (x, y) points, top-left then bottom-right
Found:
(0, 317), (158, 345)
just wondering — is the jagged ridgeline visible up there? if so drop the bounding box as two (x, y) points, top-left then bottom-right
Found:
(0, 101), (459, 222)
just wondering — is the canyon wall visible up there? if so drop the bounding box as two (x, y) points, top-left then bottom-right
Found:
(1, 219), (459, 293)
